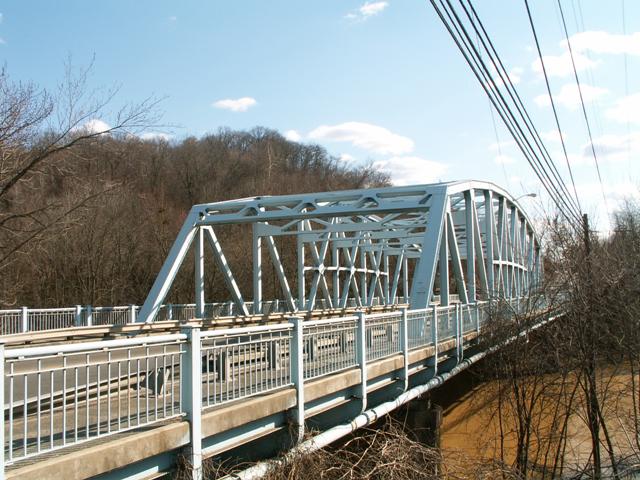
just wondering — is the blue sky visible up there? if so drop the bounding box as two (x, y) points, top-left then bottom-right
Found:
(1, 1), (639, 231)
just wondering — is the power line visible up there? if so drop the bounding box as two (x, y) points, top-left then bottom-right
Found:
(459, 0), (583, 221)
(556, 0), (610, 218)
(427, 0), (583, 229)
(426, 0), (583, 229)
(524, 0), (582, 216)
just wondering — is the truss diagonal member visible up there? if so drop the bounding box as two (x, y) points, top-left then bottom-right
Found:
(470, 198), (489, 297)
(389, 249), (405, 302)
(305, 224), (333, 311)
(203, 226), (250, 317)
(446, 210), (469, 305)
(409, 188), (448, 309)
(264, 235), (297, 312)
(137, 210), (199, 323)
(366, 243), (386, 306)
(339, 238), (362, 308)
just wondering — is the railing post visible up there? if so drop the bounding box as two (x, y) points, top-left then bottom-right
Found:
(129, 305), (136, 323)
(181, 325), (203, 480)
(86, 305), (93, 327)
(21, 307), (28, 333)
(75, 305), (83, 327)
(167, 303), (173, 321)
(356, 311), (367, 412)
(0, 341), (4, 480)
(475, 304), (480, 336)
(431, 305), (438, 375)
(400, 307), (409, 392)
(455, 304), (461, 362)
(289, 316), (305, 443)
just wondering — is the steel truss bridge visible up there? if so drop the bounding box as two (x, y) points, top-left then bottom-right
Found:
(0, 181), (551, 480)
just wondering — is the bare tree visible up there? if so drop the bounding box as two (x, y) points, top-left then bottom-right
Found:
(0, 60), (162, 303)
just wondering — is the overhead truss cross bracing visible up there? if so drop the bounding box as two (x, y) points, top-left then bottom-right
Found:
(137, 181), (541, 323)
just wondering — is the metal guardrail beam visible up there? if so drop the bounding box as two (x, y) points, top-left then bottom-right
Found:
(0, 297), (539, 478)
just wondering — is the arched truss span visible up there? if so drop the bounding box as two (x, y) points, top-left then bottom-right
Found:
(137, 181), (541, 323)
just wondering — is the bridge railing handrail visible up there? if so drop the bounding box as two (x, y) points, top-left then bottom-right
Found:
(0, 296), (545, 473)
(5, 333), (188, 359)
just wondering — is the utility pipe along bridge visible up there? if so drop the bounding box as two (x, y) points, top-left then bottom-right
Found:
(0, 181), (546, 480)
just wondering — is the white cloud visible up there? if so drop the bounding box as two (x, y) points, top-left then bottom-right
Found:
(308, 121), (413, 155)
(0, 37), (5, 45)
(74, 118), (111, 135)
(534, 83), (608, 110)
(168, 15), (177, 22)
(494, 154), (516, 165)
(583, 131), (640, 163)
(531, 51), (598, 78)
(345, 1), (388, 21)
(140, 132), (172, 142)
(373, 156), (448, 186)
(213, 97), (257, 112)
(566, 31), (640, 56)
(606, 93), (640, 124)
(339, 153), (355, 162)
(284, 130), (302, 142)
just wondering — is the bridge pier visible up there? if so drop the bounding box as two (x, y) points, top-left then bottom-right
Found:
(403, 396), (443, 449)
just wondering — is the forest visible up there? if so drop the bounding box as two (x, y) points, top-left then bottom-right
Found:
(0, 67), (388, 308)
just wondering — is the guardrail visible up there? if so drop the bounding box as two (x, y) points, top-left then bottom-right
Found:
(0, 297), (406, 336)
(0, 296), (534, 475)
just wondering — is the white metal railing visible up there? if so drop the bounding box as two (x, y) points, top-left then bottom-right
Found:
(302, 317), (358, 380)
(200, 324), (292, 407)
(0, 297), (400, 336)
(365, 311), (403, 362)
(3, 334), (186, 465)
(1, 297), (540, 473)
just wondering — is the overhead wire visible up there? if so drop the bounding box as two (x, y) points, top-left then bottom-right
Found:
(523, 0), (582, 216)
(437, 0), (579, 223)
(458, 0), (579, 211)
(556, 0), (610, 218)
(459, 0), (583, 220)
(426, 0), (583, 229)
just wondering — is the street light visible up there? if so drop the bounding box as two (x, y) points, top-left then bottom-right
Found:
(515, 193), (537, 201)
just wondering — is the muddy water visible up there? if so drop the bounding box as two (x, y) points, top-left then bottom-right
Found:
(432, 364), (638, 474)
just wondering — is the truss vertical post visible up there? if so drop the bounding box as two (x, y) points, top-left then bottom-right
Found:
(402, 255), (409, 303)
(439, 219), (450, 307)
(360, 244), (368, 306)
(195, 227), (205, 319)
(484, 191), (495, 297)
(252, 226), (262, 315)
(508, 205), (517, 299)
(465, 190), (476, 302)
(297, 222), (306, 311)
(332, 243), (340, 307)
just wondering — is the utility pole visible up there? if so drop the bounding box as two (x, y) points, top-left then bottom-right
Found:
(582, 213), (602, 479)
